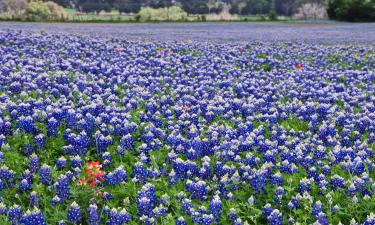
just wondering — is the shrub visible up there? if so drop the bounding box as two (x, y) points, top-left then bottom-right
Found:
(26, 1), (51, 20)
(268, 10), (278, 21)
(136, 6), (187, 21)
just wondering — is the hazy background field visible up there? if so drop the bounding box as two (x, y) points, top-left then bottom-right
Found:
(1, 21), (374, 44)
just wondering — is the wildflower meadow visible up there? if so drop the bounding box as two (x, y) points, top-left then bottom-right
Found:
(0, 23), (374, 225)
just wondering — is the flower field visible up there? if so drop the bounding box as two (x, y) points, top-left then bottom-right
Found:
(0, 23), (374, 225)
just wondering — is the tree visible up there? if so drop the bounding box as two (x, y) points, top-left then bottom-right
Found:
(116, 0), (141, 14)
(327, 0), (375, 22)
(53, 0), (74, 8)
(294, 2), (327, 19)
(148, 0), (172, 8)
(0, 0), (28, 14)
(195, 1), (209, 14)
(241, 0), (269, 15)
(79, 0), (111, 13)
(229, 4), (239, 14)
(181, 0), (209, 14)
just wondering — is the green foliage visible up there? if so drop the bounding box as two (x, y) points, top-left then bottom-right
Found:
(279, 115), (309, 132)
(117, 0), (141, 14)
(327, 0), (375, 22)
(268, 10), (278, 20)
(27, 1), (51, 20)
(182, 0), (209, 15)
(136, 6), (187, 21)
(79, 0), (111, 13)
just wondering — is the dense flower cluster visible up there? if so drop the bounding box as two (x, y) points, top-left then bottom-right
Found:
(0, 25), (374, 224)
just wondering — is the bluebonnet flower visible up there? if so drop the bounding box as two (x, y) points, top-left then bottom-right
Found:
(56, 174), (70, 200)
(263, 204), (274, 218)
(105, 166), (127, 185)
(193, 213), (215, 225)
(51, 196), (62, 205)
(270, 172), (283, 186)
(29, 191), (39, 207)
(47, 117), (59, 137)
(0, 202), (7, 215)
(87, 204), (99, 225)
(315, 212), (328, 225)
(95, 131), (113, 153)
(118, 208), (131, 224)
(181, 198), (194, 216)
(20, 208), (47, 225)
(0, 134), (6, 147)
(70, 155), (83, 168)
(116, 145), (125, 157)
(103, 192), (114, 201)
(137, 183), (157, 217)
(176, 217), (187, 225)
(227, 208), (238, 222)
(34, 133), (45, 149)
(0, 179), (4, 191)
(101, 152), (113, 167)
(56, 156), (67, 170)
(275, 186), (286, 204)
(68, 202), (81, 223)
(8, 204), (22, 225)
(151, 204), (167, 218)
(267, 209), (283, 225)
(133, 162), (148, 183)
(29, 153), (39, 173)
(39, 164), (53, 186)
(19, 179), (31, 191)
(185, 179), (208, 200)
(108, 208), (120, 225)
(57, 220), (66, 225)
(364, 213), (375, 225)
(17, 116), (37, 134)
(21, 169), (33, 184)
(209, 194), (222, 219)
(298, 178), (312, 194)
(22, 144), (34, 157)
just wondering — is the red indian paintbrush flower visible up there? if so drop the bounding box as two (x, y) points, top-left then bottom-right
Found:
(296, 63), (303, 70)
(79, 161), (105, 187)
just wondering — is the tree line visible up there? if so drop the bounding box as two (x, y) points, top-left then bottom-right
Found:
(1, 0), (374, 22)
(52, 0), (328, 16)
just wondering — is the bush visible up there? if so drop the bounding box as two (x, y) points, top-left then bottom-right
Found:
(136, 6), (187, 21)
(27, 1), (51, 20)
(268, 10), (278, 21)
(327, 0), (375, 22)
